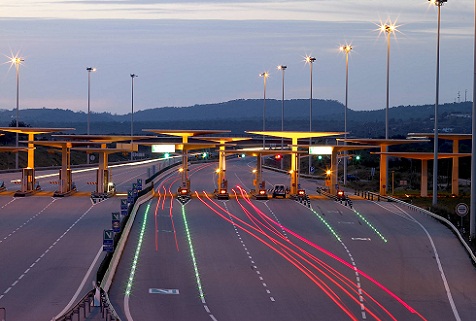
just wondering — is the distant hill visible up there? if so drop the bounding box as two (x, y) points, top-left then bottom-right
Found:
(0, 99), (472, 137)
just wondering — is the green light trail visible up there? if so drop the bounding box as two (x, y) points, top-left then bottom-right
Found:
(181, 204), (205, 301)
(352, 209), (388, 243)
(310, 208), (342, 242)
(125, 202), (151, 296)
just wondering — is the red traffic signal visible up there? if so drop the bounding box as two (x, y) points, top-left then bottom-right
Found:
(275, 154), (282, 160)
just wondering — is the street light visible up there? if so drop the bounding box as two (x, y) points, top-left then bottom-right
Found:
(305, 55), (316, 174)
(130, 73), (138, 161)
(378, 22), (397, 140)
(259, 71), (269, 149)
(11, 55), (24, 169)
(378, 21), (397, 195)
(86, 67), (96, 164)
(471, 0), (476, 239)
(340, 44), (352, 186)
(277, 65), (287, 169)
(429, 0), (447, 207)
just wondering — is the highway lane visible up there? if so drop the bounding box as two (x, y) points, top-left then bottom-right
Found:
(108, 158), (476, 320)
(0, 193), (129, 320)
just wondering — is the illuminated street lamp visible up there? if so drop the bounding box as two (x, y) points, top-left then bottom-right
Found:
(340, 44), (352, 185)
(471, 0), (476, 239)
(259, 71), (269, 149)
(429, 0), (447, 207)
(278, 65), (287, 169)
(130, 73), (138, 161)
(86, 67), (96, 164)
(305, 55), (316, 174)
(379, 22), (397, 140)
(11, 55), (24, 169)
(378, 21), (397, 194)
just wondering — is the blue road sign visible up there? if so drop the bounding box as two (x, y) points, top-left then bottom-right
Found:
(120, 199), (128, 210)
(103, 229), (114, 245)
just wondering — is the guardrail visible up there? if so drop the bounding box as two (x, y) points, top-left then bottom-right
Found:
(52, 289), (95, 321)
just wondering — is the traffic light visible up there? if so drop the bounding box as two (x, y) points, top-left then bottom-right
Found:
(318, 155), (323, 160)
(355, 155), (361, 161)
(275, 154), (282, 160)
(202, 152), (208, 158)
(164, 152), (170, 158)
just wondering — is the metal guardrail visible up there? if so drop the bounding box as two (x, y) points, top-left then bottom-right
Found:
(52, 289), (95, 321)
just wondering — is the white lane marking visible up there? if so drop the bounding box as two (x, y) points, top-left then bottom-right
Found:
(53, 245), (104, 319)
(0, 198), (58, 245)
(377, 202), (462, 321)
(225, 202), (275, 302)
(0, 203), (95, 302)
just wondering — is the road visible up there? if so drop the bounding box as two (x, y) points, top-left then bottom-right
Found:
(0, 158), (167, 320)
(108, 158), (476, 321)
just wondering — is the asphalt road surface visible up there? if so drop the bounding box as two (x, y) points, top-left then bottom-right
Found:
(108, 158), (476, 321)
(0, 159), (166, 320)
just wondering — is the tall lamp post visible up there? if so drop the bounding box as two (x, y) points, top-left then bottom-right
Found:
(471, 0), (476, 240)
(259, 72), (269, 149)
(340, 44), (352, 186)
(86, 67), (96, 164)
(130, 73), (138, 161)
(305, 56), (316, 175)
(278, 65), (287, 169)
(379, 22), (397, 194)
(11, 56), (24, 170)
(429, 0), (447, 207)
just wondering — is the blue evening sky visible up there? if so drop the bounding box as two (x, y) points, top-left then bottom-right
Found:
(0, 0), (473, 115)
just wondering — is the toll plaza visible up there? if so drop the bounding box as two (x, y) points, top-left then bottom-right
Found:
(246, 131), (344, 196)
(373, 152), (471, 197)
(325, 145), (379, 195)
(196, 137), (251, 199)
(143, 130), (229, 195)
(0, 127), (74, 196)
(230, 149), (306, 199)
(54, 134), (155, 196)
(408, 133), (472, 196)
(338, 138), (429, 195)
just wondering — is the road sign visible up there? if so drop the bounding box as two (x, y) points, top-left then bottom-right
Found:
(103, 229), (114, 245)
(455, 203), (469, 217)
(310, 166), (315, 173)
(137, 178), (143, 190)
(120, 199), (128, 210)
(149, 288), (180, 295)
(112, 212), (121, 233)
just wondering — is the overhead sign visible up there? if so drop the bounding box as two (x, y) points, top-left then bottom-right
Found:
(309, 146), (333, 155)
(152, 144), (175, 153)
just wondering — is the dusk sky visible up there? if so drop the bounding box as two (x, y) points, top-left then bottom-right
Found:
(0, 0), (474, 115)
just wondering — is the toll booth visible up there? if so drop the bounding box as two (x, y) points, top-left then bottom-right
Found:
(21, 168), (36, 193)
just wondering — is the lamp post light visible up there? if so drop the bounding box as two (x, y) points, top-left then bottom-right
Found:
(340, 44), (352, 186)
(378, 21), (397, 195)
(471, 0), (476, 239)
(259, 71), (269, 149)
(305, 56), (316, 174)
(130, 73), (138, 161)
(429, 0), (447, 207)
(86, 67), (96, 164)
(277, 65), (287, 169)
(379, 23), (397, 140)
(11, 56), (24, 170)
